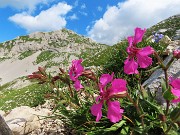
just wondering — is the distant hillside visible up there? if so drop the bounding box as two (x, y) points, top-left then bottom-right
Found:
(145, 14), (180, 40)
(0, 28), (108, 85)
(83, 14), (180, 68)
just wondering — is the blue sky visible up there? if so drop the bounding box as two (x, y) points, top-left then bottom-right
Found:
(0, 0), (180, 45)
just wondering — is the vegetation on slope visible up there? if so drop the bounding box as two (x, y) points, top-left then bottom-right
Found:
(0, 83), (51, 111)
(145, 14), (180, 39)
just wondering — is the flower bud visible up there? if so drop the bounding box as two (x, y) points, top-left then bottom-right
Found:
(159, 114), (166, 122)
(59, 68), (65, 74)
(38, 67), (47, 76)
(28, 74), (44, 79)
(173, 50), (180, 59)
(82, 69), (97, 81)
(109, 91), (127, 98)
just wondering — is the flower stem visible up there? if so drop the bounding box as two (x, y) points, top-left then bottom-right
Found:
(162, 57), (174, 116)
(127, 93), (145, 128)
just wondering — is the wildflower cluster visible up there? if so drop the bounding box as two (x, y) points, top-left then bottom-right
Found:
(28, 27), (180, 134)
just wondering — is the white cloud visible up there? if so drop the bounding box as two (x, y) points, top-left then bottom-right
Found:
(69, 14), (78, 20)
(0, 0), (52, 12)
(9, 2), (72, 33)
(81, 4), (86, 9)
(87, 0), (180, 45)
(97, 6), (103, 12)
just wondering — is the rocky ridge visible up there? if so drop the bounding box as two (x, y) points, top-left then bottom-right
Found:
(0, 28), (108, 85)
(145, 14), (180, 40)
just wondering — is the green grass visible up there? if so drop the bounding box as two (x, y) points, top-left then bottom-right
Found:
(36, 51), (56, 64)
(0, 57), (11, 62)
(45, 61), (61, 68)
(19, 35), (42, 43)
(0, 43), (3, 48)
(18, 50), (34, 60)
(0, 83), (51, 111)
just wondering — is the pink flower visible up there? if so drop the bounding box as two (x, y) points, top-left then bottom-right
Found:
(90, 73), (127, 123)
(124, 27), (154, 74)
(170, 78), (180, 103)
(69, 59), (84, 91)
(173, 50), (180, 59)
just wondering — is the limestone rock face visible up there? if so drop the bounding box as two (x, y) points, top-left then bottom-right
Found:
(143, 40), (180, 105)
(0, 28), (107, 86)
(173, 29), (180, 40)
(4, 106), (51, 135)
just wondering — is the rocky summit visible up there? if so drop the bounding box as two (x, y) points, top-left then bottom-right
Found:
(0, 28), (107, 85)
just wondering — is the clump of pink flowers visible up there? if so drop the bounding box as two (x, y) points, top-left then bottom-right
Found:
(124, 27), (154, 74)
(90, 73), (127, 123)
(69, 59), (84, 91)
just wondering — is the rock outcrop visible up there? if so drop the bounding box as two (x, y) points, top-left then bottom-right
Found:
(143, 40), (180, 105)
(1, 100), (67, 135)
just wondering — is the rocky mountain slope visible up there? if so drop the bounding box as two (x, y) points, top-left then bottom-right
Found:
(84, 14), (180, 68)
(145, 14), (180, 40)
(0, 28), (108, 85)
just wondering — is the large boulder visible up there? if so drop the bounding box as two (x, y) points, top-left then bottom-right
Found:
(4, 106), (51, 135)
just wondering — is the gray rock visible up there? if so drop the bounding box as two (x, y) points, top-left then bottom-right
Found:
(143, 41), (180, 105)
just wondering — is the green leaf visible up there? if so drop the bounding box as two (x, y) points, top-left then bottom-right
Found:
(120, 126), (129, 134)
(167, 130), (179, 135)
(142, 89), (148, 99)
(163, 90), (175, 101)
(104, 120), (126, 132)
(170, 108), (180, 122)
(143, 99), (163, 114)
(145, 65), (160, 72)
(161, 78), (167, 93)
(171, 123), (179, 131)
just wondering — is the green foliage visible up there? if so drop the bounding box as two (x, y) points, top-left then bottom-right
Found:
(0, 43), (3, 48)
(36, 50), (56, 64)
(82, 45), (111, 66)
(18, 50), (34, 60)
(19, 35), (42, 42)
(45, 61), (60, 68)
(5, 41), (15, 51)
(0, 83), (51, 111)
(144, 15), (180, 39)
(53, 85), (128, 135)
(0, 57), (11, 62)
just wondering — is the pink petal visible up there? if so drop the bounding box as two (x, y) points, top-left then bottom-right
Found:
(95, 96), (102, 103)
(90, 102), (103, 122)
(74, 80), (84, 91)
(73, 59), (84, 77)
(136, 54), (152, 68)
(69, 67), (76, 81)
(172, 97), (180, 103)
(170, 79), (180, 89)
(69, 59), (84, 81)
(124, 58), (139, 74)
(133, 27), (146, 45)
(127, 36), (134, 48)
(109, 79), (127, 96)
(107, 101), (123, 123)
(100, 73), (114, 87)
(138, 46), (154, 56)
(171, 88), (180, 97)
